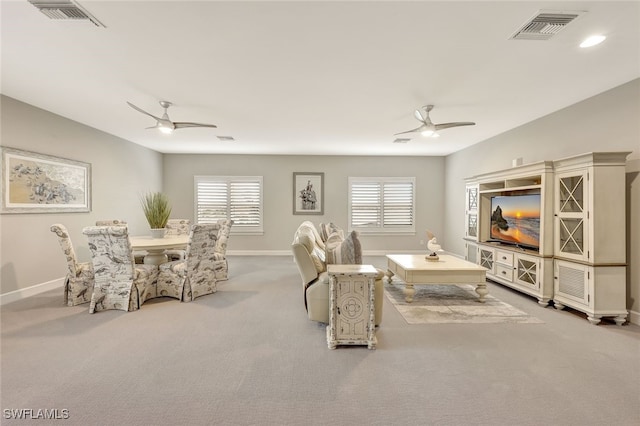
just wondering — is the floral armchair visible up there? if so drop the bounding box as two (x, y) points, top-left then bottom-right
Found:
(50, 224), (94, 306)
(82, 225), (158, 313)
(157, 224), (219, 301)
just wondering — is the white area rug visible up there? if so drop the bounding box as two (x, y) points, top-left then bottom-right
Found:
(384, 281), (544, 324)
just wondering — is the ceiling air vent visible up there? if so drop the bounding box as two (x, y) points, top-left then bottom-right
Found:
(28, 0), (105, 27)
(217, 136), (235, 142)
(393, 138), (411, 144)
(510, 10), (583, 40)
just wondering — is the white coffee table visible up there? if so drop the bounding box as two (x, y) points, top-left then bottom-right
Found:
(386, 254), (488, 303)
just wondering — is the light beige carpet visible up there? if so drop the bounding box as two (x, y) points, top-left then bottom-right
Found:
(384, 281), (544, 324)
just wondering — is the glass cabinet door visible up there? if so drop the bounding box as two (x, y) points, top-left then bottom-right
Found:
(515, 256), (539, 289)
(465, 214), (478, 239)
(467, 186), (478, 211)
(479, 247), (494, 274)
(465, 184), (479, 240)
(555, 171), (588, 261)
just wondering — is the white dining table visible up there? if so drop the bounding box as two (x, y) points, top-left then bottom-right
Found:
(129, 235), (189, 265)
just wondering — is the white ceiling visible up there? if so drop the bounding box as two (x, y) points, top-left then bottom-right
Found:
(2, 1), (639, 156)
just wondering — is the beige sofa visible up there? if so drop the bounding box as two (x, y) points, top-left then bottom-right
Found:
(291, 221), (384, 325)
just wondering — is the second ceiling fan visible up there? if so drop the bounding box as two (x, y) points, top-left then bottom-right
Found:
(396, 104), (475, 138)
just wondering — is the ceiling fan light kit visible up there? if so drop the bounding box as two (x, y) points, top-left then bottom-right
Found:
(395, 104), (475, 139)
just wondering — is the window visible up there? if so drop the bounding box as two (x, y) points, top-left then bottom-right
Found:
(194, 176), (263, 234)
(348, 177), (415, 234)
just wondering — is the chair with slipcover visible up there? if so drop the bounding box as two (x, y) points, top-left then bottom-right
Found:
(50, 224), (94, 306)
(95, 219), (127, 226)
(157, 224), (219, 301)
(82, 225), (158, 313)
(164, 218), (191, 261)
(95, 220), (147, 264)
(212, 219), (233, 281)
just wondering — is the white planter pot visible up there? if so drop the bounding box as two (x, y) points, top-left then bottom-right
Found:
(150, 228), (166, 239)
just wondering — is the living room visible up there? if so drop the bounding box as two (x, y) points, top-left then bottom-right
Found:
(1, 1), (639, 425)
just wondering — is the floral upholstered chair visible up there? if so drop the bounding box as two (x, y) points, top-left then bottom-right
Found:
(157, 224), (219, 301)
(50, 224), (94, 306)
(95, 219), (127, 226)
(82, 225), (158, 313)
(95, 220), (147, 264)
(212, 219), (233, 281)
(164, 218), (191, 261)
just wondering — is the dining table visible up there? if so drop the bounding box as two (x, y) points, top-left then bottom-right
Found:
(129, 234), (189, 265)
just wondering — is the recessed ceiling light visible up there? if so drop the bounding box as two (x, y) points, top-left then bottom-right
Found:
(580, 35), (606, 48)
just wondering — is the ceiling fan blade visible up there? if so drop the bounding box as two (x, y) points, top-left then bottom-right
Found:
(127, 102), (161, 121)
(394, 125), (425, 135)
(414, 109), (426, 122)
(434, 122), (476, 131)
(173, 122), (218, 129)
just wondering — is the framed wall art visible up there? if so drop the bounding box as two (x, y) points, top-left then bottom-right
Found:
(0, 146), (91, 214)
(293, 172), (323, 215)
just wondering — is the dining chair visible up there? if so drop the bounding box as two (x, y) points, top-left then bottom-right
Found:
(157, 224), (219, 302)
(50, 224), (95, 306)
(164, 218), (191, 261)
(95, 220), (146, 264)
(95, 219), (127, 226)
(82, 225), (158, 313)
(213, 219), (233, 281)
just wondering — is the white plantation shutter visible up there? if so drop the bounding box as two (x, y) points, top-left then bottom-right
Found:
(350, 181), (381, 227)
(349, 177), (415, 233)
(383, 182), (414, 227)
(195, 176), (263, 234)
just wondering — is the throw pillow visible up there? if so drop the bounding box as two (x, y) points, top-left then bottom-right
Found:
(320, 222), (344, 242)
(325, 230), (362, 265)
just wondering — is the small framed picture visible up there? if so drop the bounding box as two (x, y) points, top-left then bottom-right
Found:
(1, 146), (91, 214)
(293, 172), (324, 215)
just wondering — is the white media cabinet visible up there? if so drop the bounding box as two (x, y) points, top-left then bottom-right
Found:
(464, 152), (630, 325)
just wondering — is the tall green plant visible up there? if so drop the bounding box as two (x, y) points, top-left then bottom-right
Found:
(140, 192), (172, 229)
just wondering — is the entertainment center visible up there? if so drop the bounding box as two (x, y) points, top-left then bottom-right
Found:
(464, 152), (630, 325)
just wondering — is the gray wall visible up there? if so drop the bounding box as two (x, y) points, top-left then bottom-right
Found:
(2, 78), (638, 320)
(163, 154), (445, 253)
(0, 96), (163, 294)
(443, 78), (640, 317)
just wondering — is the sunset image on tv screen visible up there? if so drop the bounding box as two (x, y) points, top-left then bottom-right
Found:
(490, 194), (541, 248)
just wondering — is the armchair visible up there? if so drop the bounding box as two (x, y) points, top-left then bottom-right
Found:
(292, 221), (384, 326)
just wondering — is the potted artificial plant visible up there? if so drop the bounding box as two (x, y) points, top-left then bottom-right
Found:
(140, 191), (172, 238)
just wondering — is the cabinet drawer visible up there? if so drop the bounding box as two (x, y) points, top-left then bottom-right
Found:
(495, 264), (514, 281)
(495, 250), (514, 267)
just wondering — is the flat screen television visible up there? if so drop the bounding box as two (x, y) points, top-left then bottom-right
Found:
(489, 193), (541, 250)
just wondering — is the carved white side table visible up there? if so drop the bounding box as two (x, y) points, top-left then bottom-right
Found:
(326, 264), (377, 350)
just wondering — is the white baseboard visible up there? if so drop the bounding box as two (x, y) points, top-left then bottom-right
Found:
(1, 277), (64, 306)
(628, 310), (640, 326)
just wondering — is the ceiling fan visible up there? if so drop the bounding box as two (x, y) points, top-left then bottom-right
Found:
(395, 104), (475, 138)
(127, 100), (217, 134)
